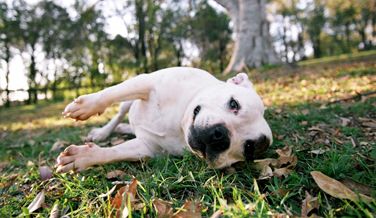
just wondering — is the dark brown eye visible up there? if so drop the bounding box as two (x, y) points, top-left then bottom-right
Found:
(229, 98), (240, 111)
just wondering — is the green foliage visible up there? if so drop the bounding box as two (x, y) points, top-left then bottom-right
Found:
(190, 1), (231, 73)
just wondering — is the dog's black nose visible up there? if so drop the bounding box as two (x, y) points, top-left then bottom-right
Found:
(188, 124), (231, 159)
(211, 126), (226, 141)
(201, 124), (230, 151)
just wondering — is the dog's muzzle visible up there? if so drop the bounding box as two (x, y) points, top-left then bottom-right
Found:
(188, 123), (230, 162)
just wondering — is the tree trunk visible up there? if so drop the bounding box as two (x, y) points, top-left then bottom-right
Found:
(30, 48), (38, 104)
(175, 41), (183, 66)
(312, 37), (321, 58)
(136, 0), (148, 73)
(4, 41), (11, 108)
(215, 0), (280, 74)
(282, 16), (289, 63)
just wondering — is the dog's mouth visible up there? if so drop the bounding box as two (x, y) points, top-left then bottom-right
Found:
(188, 124), (231, 164)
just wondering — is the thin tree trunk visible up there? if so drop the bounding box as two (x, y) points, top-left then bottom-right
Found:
(282, 16), (289, 63)
(215, 0), (280, 74)
(30, 49), (38, 104)
(175, 41), (183, 66)
(4, 41), (11, 107)
(136, 0), (148, 73)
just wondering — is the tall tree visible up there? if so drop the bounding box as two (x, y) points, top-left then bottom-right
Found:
(214, 0), (280, 74)
(0, 2), (17, 107)
(13, 0), (42, 104)
(190, 1), (231, 72)
(305, 0), (326, 58)
(38, 1), (71, 100)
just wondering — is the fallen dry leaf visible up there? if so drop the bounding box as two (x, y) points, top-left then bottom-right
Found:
(210, 210), (223, 218)
(301, 191), (319, 217)
(339, 117), (351, 127)
(111, 178), (139, 218)
(339, 178), (374, 196)
(0, 161), (9, 172)
(39, 166), (53, 181)
(98, 185), (117, 198)
(258, 165), (274, 180)
(49, 203), (59, 218)
(153, 199), (174, 218)
(28, 190), (45, 213)
(174, 200), (202, 218)
(302, 109), (310, 115)
(254, 146), (297, 179)
(273, 167), (292, 177)
(27, 160), (35, 167)
(276, 146), (292, 157)
(106, 170), (126, 179)
(309, 148), (330, 155)
(311, 171), (373, 203)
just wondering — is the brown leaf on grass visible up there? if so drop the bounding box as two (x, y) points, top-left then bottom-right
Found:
(302, 109), (310, 115)
(254, 146), (297, 179)
(174, 200), (202, 218)
(27, 160), (35, 167)
(301, 191), (319, 218)
(339, 117), (351, 127)
(0, 161), (9, 172)
(253, 158), (279, 170)
(339, 178), (374, 196)
(106, 170), (126, 179)
(49, 203), (59, 218)
(111, 178), (139, 218)
(359, 117), (376, 128)
(210, 210), (223, 218)
(39, 166), (53, 181)
(273, 168), (293, 177)
(28, 190), (45, 213)
(309, 148), (329, 155)
(258, 165), (274, 180)
(276, 146), (292, 157)
(311, 171), (373, 203)
(153, 199), (174, 218)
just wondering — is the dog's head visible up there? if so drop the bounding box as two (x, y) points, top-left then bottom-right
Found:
(182, 73), (272, 169)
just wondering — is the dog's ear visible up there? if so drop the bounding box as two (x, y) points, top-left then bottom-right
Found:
(226, 72), (253, 89)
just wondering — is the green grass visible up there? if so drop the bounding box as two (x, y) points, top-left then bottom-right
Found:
(298, 50), (376, 66)
(1, 57), (375, 217)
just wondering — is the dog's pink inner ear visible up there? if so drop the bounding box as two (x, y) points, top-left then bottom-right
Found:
(227, 72), (253, 89)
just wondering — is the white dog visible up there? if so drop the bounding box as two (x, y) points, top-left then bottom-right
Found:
(56, 67), (272, 172)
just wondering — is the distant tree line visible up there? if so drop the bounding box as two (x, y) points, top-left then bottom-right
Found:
(0, 0), (375, 107)
(272, 0), (376, 62)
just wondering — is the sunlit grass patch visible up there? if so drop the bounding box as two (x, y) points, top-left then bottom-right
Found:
(254, 61), (375, 106)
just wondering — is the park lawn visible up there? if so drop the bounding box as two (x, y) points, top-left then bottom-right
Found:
(0, 58), (375, 217)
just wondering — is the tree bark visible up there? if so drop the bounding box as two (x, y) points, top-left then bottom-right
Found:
(215, 0), (280, 74)
(135, 0), (148, 73)
(4, 40), (11, 107)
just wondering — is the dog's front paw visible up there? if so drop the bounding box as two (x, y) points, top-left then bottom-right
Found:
(56, 143), (101, 173)
(62, 93), (108, 121)
(86, 127), (111, 142)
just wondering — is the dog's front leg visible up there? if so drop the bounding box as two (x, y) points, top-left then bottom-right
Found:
(86, 101), (133, 142)
(56, 138), (155, 173)
(63, 74), (155, 121)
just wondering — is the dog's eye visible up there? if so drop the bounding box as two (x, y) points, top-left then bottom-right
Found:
(193, 105), (201, 118)
(228, 98), (240, 111)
